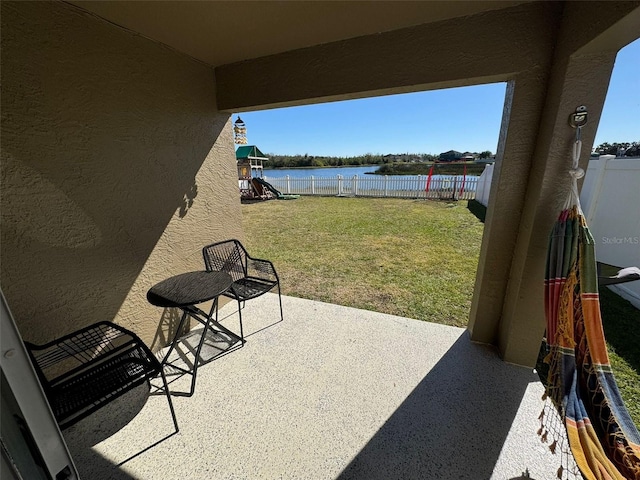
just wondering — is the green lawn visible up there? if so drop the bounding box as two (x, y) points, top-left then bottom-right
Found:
(599, 287), (640, 426)
(242, 196), (482, 327)
(241, 196), (639, 427)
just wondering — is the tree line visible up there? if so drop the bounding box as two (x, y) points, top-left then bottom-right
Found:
(374, 162), (487, 176)
(263, 142), (638, 169)
(266, 152), (451, 168)
(594, 142), (640, 156)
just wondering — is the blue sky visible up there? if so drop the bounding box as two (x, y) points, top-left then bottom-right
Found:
(236, 38), (639, 157)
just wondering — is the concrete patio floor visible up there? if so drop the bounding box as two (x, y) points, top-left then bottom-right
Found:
(62, 294), (567, 479)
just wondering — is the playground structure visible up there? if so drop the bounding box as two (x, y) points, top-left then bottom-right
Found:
(236, 145), (298, 201)
(236, 145), (270, 201)
(234, 116), (297, 202)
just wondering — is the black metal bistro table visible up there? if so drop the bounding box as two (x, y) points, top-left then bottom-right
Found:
(147, 270), (238, 396)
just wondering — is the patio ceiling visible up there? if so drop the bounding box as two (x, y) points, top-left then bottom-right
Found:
(69, 0), (529, 67)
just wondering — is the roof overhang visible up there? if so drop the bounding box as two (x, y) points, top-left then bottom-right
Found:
(68, 1), (531, 68)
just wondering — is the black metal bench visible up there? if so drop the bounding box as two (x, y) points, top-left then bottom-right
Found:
(25, 321), (178, 432)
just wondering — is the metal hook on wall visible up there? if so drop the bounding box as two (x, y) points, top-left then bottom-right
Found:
(569, 105), (588, 142)
(566, 106), (587, 209)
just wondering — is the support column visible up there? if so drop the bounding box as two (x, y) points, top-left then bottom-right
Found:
(497, 52), (616, 366)
(467, 72), (551, 349)
(469, 0), (639, 366)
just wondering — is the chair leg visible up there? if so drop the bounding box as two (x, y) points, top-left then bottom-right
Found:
(159, 369), (179, 433)
(236, 298), (245, 342)
(277, 283), (284, 322)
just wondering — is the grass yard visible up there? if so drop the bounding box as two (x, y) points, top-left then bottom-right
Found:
(242, 196), (639, 427)
(242, 196), (483, 327)
(600, 287), (640, 426)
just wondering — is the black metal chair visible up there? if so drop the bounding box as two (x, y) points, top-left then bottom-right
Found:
(25, 321), (178, 432)
(202, 239), (283, 341)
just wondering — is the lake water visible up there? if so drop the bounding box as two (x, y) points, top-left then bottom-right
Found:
(263, 165), (479, 185)
(262, 165), (481, 196)
(264, 166), (378, 179)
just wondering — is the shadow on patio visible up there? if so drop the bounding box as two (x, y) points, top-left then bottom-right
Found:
(62, 294), (560, 479)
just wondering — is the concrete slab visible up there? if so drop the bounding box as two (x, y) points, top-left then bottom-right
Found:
(62, 294), (565, 479)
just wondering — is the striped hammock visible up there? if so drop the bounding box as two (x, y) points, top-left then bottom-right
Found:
(540, 203), (640, 479)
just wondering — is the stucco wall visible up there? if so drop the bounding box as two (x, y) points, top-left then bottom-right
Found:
(1, 1), (244, 347)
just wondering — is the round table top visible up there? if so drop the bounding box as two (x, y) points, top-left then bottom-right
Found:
(147, 271), (232, 308)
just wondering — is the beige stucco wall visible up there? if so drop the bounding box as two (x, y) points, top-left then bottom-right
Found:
(1, 1), (243, 347)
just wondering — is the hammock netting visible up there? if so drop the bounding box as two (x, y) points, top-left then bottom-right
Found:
(538, 137), (640, 479)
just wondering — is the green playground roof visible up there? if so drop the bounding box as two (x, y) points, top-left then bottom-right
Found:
(235, 145), (268, 160)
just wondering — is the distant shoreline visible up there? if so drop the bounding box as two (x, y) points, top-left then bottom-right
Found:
(265, 164), (378, 170)
(373, 162), (489, 176)
(266, 162), (491, 176)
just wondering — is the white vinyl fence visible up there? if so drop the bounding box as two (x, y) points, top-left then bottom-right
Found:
(474, 155), (640, 309)
(474, 163), (494, 207)
(263, 174), (479, 200)
(580, 156), (640, 309)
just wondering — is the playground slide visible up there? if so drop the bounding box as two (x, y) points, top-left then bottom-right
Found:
(253, 177), (299, 200)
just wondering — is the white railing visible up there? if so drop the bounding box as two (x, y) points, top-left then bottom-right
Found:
(263, 174), (479, 200)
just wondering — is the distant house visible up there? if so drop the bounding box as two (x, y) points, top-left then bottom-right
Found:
(438, 150), (464, 162)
